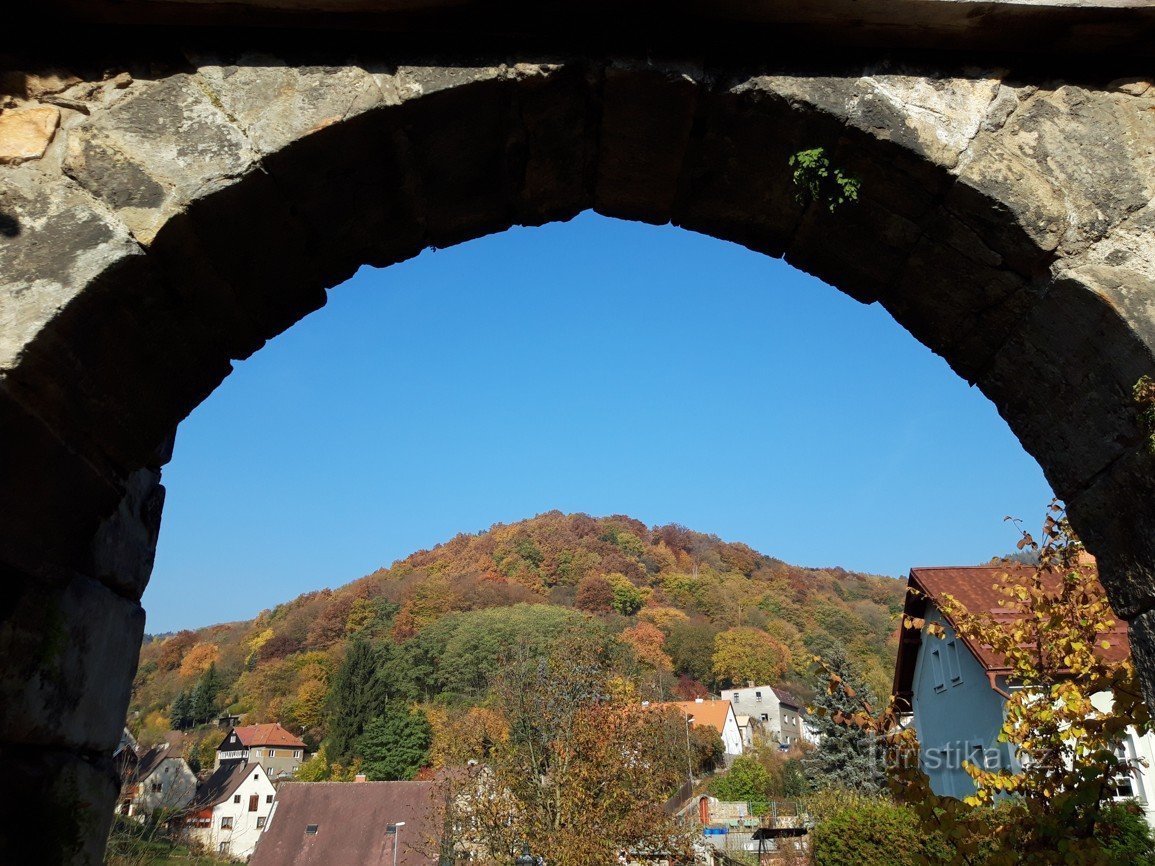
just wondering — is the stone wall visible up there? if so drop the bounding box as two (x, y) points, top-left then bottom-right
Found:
(1, 53), (1154, 862)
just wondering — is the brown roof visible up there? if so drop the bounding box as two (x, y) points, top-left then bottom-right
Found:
(771, 688), (801, 709)
(231, 723), (306, 749)
(654, 700), (734, 735)
(893, 565), (1131, 707)
(248, 781), (446, 866)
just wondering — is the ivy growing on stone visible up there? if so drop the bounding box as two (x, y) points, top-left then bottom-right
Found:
(1133, 375), (1155, 453)
(789, 147), (861, 211)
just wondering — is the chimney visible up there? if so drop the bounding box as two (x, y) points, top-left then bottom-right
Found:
(354, 774), (367, 783)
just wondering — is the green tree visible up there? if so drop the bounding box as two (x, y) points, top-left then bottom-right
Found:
(711, 626), (791, 688)
(170, 690), (192, 731)
(327, 637), (390, 763)
(356, 705), (432, 781)
(804, 650), (886, 794)
(708, 756), (773, 814)
(189, 663), (221, 725)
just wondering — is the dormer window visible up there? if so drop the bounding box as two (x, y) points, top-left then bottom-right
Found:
(306, 824), (319, 836)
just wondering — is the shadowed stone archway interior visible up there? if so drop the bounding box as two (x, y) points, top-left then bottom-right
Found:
(3, 45), (1155, 863)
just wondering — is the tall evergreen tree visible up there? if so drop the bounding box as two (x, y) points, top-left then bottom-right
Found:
(356, 705), (432, 781)
(171, 690), (193, 731)
(189, 663), (221, 725)
(327, 637), (390, 763)
(804, 649), (887, 794)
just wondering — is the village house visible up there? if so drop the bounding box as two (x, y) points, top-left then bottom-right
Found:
(651, 699), (744, 758)
(216, 722), (308, 779)
(719, 685), (805, 746)
(249, 778), (447, 866)
(184, 762), (277, 859)
(116, 736), (198, 818)
(893, 565), (1155, 826)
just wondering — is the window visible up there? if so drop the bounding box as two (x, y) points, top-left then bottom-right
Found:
(221, 816), (233, 830)
(253, 772), (259, 780)
(257, 816), (267, 829)
(151, 783), (162, 793)
(760, 713), (769, 722)
(946, 640), (963, 684)
(268, 749), (277, 757)
(294, 750), (302, 758)
(219, 842), (228, 855)
(233, 794), (241, 804)
(755, 691), (762, 702)
(249, 794), (259, 812)
(732, 692), (740, 703)
(1109, 739), (1137, 800)
(266, 794), (274, 803)
(306, 824), (319, 836)
(930, 648), (947, 692)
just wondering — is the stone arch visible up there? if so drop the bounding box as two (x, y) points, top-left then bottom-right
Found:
(2, 56), (1155, 861)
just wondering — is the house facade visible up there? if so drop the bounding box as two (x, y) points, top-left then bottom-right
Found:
(117, 740), (197, 818)
(216, 723), (308, 779)
(719, 685), (804, 746)
(894, 565), (1155, 825)
(655, 699), (744, 757)
(185, 762), (277, 859)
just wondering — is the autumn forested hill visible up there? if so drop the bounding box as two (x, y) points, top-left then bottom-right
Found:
(129, 511), (905, 756)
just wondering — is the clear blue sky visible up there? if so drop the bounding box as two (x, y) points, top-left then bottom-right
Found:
(145, 212), (1053, 633)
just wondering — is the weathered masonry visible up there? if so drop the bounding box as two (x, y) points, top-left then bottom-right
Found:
(5, 2), (1155, 861)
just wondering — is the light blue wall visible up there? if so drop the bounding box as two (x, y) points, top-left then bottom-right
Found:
(911, 607), (1016, 798)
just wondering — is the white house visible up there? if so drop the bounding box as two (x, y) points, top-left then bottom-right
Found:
(893, 565), (1155, 826)
(654, 699), (744, 757)
(719, 685), (805, 746)
(117, 740), (197, 818)
(184, 762), (277, 859)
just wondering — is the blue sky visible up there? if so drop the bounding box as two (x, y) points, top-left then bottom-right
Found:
(145, 212), (1053, 633)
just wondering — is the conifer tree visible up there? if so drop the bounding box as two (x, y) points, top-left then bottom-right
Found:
(327, 637), (390, 763)
(189, 663), (221, 725)
(356, 705), (432, 781)
(170, 690), (193, 731)
(804, 649), (886, 794)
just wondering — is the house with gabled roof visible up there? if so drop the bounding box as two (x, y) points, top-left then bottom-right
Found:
(649, 699), (744, 757)
(893, 564), (1155, 825)
(183, 762), (277, 859)
(719, 685), (806, 747)
(249, 779), (448, 866)
(216, 722), (308, 779)
(116, 737), (197, 818)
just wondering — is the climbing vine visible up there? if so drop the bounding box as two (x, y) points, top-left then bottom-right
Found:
(789, 147), (861, 211)
(1133, 375), (1155, 453)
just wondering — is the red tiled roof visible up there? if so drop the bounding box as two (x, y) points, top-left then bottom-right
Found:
(232, 723), (306, 749)
(893, 565), (1130, 706)
(652, 700), (734, 735)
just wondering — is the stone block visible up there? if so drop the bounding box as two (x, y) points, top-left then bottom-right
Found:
(0, 570), (143, 752)
(978, 273), (1155, 499)
(0, 105), (60, 164)
(594, 62), (700, 223)
(0, 744), (118, 866)
(62, 73), (256, 243)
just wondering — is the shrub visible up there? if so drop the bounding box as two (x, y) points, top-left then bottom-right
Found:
(809, 794), (949, 866)
(1097, 801), (1155, 866)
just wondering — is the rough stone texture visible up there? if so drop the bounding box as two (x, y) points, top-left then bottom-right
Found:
(0, 105), (60, 164)
(0, 745), (119, 866)
(0, 571), (144, 751)
(3, 53), (1155, 863)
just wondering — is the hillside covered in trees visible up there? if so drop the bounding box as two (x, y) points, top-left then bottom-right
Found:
(129, 512), (905, 774)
